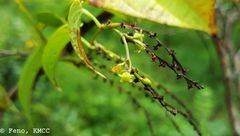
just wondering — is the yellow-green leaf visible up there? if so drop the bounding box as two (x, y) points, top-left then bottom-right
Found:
(89, 0), (217, 35)
(18, 45), (44, 122)
(42, 25), (70, 91)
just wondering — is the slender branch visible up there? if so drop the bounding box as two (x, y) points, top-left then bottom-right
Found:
(114, 29), (132, 71)
(0, 50), (29, 57)
(82, 8), (102, 27)
(212, 34), (239, 136)
(213, 5), (240, 135)
(90, 21), (121, 44)
(82, 9), (120, 44)
(91, 28), (103, 44)
(81, 11), (113, 35)
(156, 84), (193, 117)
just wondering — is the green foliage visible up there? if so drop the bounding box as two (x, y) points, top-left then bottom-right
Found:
(194, 87), (214, 120)
(42, 25), (70, 91)
(89, 0), (216, 34)
(0, 0), (236, 136)
(18, 45), (44, 122)
(68, 0), (106, 78)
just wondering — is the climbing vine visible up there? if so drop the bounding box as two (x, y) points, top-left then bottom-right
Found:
(14, 0), (207, 135)
(62, 0), (204, 135)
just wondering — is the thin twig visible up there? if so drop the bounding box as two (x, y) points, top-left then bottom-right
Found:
(0, 50), (29, 57)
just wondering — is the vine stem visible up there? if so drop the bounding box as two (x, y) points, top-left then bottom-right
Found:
(90, 22), (121, 44)
(82, 8), (101, 27)
(82, 8), (121, 29)
(114, 29), (132, 71)
(91, 28), (103, 44)
(0, 50), (29, 57)
(82, 8), (121, 44)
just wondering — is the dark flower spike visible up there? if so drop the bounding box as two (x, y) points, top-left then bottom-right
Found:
(121, 23), (203, 90)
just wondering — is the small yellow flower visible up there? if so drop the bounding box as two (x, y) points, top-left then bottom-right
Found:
(119, 72), (134, 83)
(133, 30), (144, 41)
(111, 63), (125, 74)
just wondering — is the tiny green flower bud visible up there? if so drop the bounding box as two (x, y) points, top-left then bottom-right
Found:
(142, 78), (152, 85)
(136, 41), (145, 53)
(112, 63), (125, 74)
(119, 72), (134, 83)
(133, 30), (144, 41)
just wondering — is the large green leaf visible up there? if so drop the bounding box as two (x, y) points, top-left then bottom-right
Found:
(89, 0), (217, 35)
(18, 45), (43, 122)
(42, 25), (70, 91)
(17, 0), (45, 124)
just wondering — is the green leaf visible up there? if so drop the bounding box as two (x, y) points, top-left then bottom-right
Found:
(18, 45), (44, 122)
(68, 0), (106, 79)
(42, 25), (70, 91)
(89, 0), (217, 35)
(37, 12), (64, 27)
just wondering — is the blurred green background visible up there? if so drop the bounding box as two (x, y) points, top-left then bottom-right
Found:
(0, 0), (238, 136)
